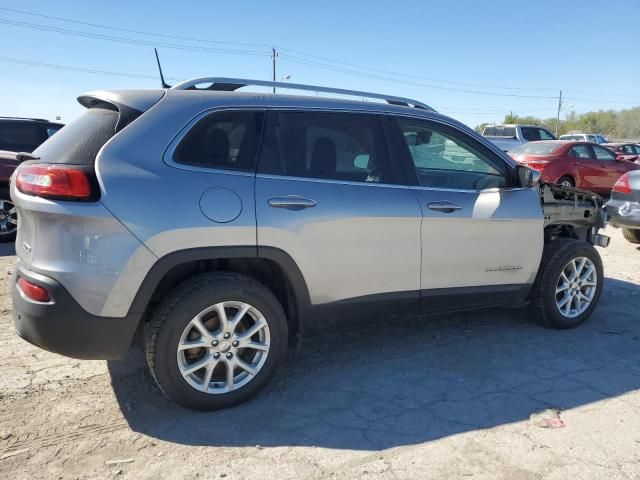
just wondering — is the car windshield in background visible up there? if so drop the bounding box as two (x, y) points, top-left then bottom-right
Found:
(510, 142), (560, 155)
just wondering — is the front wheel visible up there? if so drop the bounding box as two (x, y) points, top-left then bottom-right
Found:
(557, 176), (575, 188)
(145, 272), (288, 410)
(622, 228), (640, 244)
(530, 238), (603, 329)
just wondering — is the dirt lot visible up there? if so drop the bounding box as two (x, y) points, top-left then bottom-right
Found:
(1, 227), (639, 480)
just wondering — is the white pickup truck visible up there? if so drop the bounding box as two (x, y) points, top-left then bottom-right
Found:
(482, 124), (556, 151)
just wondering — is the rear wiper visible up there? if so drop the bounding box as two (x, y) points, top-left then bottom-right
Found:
(15, 152), (40, 161)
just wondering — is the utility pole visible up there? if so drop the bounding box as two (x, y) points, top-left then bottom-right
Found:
(555, 90), (563, 136)
(271, 47), (277, 94)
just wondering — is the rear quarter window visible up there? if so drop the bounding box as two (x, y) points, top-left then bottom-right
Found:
(172, 110), (264, 171)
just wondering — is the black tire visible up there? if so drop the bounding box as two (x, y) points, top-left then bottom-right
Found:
(530, 238), (603, 329)
(145, 272), (288, 410)
(557, 176), (575, 188)
(0, 197), (17, 243)
(622, 228), (640, 244)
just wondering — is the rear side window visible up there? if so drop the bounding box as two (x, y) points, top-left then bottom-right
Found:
(571, 145), (593, 159)
(258, 111), (393, 184)
(0, 122), (47, 153)
(521, 127), (555, 141)
(33, 107), (118, 164)
(173, 111), (264, 171)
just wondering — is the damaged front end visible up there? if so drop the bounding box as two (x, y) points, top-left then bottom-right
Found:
(540, 182), (609, 247)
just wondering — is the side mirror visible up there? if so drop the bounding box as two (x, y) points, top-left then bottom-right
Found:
(615, 155), (626, 162)
(517, 165), (541, 188)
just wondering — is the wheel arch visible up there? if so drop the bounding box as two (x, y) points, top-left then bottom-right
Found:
(128, 246), (311, 343)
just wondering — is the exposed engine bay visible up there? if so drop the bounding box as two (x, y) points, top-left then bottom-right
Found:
(540, 182), (610, 247)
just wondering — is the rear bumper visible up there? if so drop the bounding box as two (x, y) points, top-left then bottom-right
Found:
(12, 262), (141, 360)
(606, 199), (640, 229)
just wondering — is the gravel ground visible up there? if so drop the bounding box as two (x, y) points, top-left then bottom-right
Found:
(1, 226), (639, 480)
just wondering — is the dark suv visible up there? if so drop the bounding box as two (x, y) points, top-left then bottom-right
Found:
(0, 117), (63, 241)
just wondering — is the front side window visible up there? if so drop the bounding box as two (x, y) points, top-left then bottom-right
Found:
(258, 111), (393, 184)
(571, 145), (593, 160)
(397, 117), (508, 190)
(173, 110), (264, 171)
(621, 145), (635, 154)
(593, 145), (616, 161)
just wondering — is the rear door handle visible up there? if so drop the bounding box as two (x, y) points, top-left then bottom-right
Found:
(268, 195), (317, 210)
(427, 201), (462, 213)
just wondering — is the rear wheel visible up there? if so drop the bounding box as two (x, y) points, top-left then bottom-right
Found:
(622, 228), (640, 244)
(530, 238), (603, 329)
(0, 199), (17, 242)
(557, 176), (575, 188)
(145, 272), (288, 410)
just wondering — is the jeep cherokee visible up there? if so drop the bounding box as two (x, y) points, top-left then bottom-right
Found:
(10, 78), (608, 410)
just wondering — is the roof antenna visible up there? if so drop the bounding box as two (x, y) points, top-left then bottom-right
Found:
(154, 48), (170, 89)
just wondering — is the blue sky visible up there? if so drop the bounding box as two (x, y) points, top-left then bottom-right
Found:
(1, 0), (639, 127)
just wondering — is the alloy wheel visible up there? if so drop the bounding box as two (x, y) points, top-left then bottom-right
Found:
(0, 199), (17, 236)
(176, 301), (270, 394)
(555, 256), (597, 318)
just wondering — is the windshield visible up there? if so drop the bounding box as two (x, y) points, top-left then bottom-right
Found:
(510, 142), (561, 155)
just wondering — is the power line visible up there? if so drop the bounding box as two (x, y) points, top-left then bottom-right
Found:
(279, 47), (558, 92)
(0, 56), (181, 81)
(0, 18), (269, 56)
(3, 6), (640, 102)
(0, 6), (270, 48)
(279, 53), (558, 99)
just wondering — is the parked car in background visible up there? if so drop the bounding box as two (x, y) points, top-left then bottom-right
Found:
(10, 79), (608, 410)
(605, 171), (640, 244)
(0, 117), (63, 153)
(559, 133), (608, 144)
(0, 150), (19, 241)
(482, 124), (556, 151)
(510, 140), (640, 193)
(602, 143), (640, 162)
(0, 117), (64, 242)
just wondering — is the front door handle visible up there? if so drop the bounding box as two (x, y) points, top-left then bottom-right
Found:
(268, 195), (317, 210)
(427, 201), (462, 213)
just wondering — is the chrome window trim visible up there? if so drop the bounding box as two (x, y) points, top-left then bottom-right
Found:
(255, 172), (412, 190)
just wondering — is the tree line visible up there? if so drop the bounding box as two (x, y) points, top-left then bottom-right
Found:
(474, 106), (640, 140)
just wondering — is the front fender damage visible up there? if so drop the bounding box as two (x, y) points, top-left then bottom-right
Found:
(540, 182), (609, 247)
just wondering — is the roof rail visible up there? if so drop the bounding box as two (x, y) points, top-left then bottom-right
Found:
(0, 116), (51, 122)
(170, 77), (435, 111)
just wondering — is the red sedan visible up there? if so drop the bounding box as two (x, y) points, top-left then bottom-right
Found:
(509, 140), (640, 193)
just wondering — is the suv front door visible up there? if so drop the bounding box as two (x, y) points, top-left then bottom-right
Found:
(392, 116), (544, 309)
(255, 110), (423, 328)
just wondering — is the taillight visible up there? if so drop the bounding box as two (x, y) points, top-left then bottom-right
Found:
(523, 160), (549, 170)
(16, 164), (94, 200)
(612, 173), (631, 194)
(17, 277), (51, 303)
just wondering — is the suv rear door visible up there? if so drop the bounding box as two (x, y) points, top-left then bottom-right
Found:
(255, 110), (422, 328)
(391, 116), (543, 309)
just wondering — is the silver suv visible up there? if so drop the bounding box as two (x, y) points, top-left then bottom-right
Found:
(11, 78), (609, 410)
